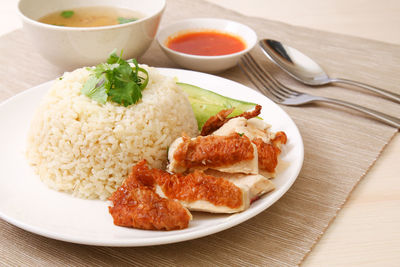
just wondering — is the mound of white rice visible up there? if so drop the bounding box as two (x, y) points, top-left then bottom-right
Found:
(26, 66), (198, 200)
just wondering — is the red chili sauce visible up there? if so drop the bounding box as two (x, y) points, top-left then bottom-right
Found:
(167, 31), (246, 56)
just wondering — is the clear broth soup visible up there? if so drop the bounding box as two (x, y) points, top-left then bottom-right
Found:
(38, 6), (144, 27)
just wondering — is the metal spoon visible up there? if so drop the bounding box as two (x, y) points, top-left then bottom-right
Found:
(259, 39), (400, 103)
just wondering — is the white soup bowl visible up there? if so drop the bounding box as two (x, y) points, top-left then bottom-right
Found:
(18, 0), (166, 69)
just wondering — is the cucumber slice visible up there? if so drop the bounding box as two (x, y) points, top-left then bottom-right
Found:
(177, 82), (258, 130)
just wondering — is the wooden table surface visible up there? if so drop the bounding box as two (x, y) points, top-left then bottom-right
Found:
(1, 0), (399, 266)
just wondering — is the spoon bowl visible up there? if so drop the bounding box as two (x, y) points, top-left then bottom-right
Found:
(259, 39), (400, 103)
(259, 39), (330, 86)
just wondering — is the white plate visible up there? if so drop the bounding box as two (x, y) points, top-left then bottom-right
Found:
(0, 68), (303, 247)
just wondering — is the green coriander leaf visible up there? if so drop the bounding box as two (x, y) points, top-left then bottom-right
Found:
(90, 79), (109, 104)
(136, 67), (149, 90)
(115, 63), (134, 82)
(238, 132), (245, 137)
(61, 10), (74, 18)
(81, 75), (109, 104)
(117, 17), (137, 24)
(130, 82), (142, 104)
(131, 58), (139, 77)
(130, 58), (149, 89)
(81, 75), (98, 96)
(82, 52), (148, 106)
(93, 63), (119, 77)
(108, 81), (137, 107)
(107, 62), (141, 106)
(107, 52), (121, 64)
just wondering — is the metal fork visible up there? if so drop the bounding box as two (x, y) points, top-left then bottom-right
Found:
(239, 54), (400, 129)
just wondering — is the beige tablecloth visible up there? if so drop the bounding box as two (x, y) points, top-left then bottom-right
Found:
(0, 0), (399, 266)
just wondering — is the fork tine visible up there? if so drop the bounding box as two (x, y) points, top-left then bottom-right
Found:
(244, 54), (301, 98)
(238, 55), (282, 102)
(241, 54), (289, 101)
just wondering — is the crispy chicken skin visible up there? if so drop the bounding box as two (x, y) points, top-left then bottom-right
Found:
(169, 106), (287, 175)
(200, 108), (234, 136)
(109, 161), (192, 231)
(110, 160), (248, 228)
(174, 133), (254, 169)
(131, 160), (245, 210)
(156, 170), (244, 210)
(200, 105), (262, 136)
(205, 169), (275, 204)
(253, 131), (287, 173)
(168, 133), (259, 174)
(212, 115), (288, 174)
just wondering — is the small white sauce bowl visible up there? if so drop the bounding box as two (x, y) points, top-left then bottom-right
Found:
(157, 18), (257, 73)
(18, 0), (166, 69)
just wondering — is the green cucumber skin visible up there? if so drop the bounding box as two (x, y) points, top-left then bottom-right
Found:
(177, 82), (257, 130)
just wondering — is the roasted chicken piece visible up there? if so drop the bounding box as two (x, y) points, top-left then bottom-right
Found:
(168, 133), (259, 174)
(158, 170), (248, 213)
(205, 169), (275, 203)
(109, 161), (192, 231)
(200, 104), (262, 136)
(169, 116), (287, 176)
(110, 160), (251, 220)
(252, 131), (287, 173)
(213, 117), (287, 175)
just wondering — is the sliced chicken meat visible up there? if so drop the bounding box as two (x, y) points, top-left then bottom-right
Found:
(205, 169), (275, 203)
(200, 104), (262, 136)
(213, 117), (287, 175)
(110, 160), (250, 220)
(109, 161), (192, 230)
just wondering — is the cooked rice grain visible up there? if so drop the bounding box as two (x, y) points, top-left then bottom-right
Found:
(26, 66), (198, 199)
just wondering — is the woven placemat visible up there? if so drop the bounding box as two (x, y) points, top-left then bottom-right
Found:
(0, 0), (399, 266)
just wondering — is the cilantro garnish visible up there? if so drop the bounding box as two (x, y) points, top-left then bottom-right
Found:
(81, 52), (149, 107)
(61, 10), (74, 18)
(237, 132), (245, 137)
(117, 17), (137, 24)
